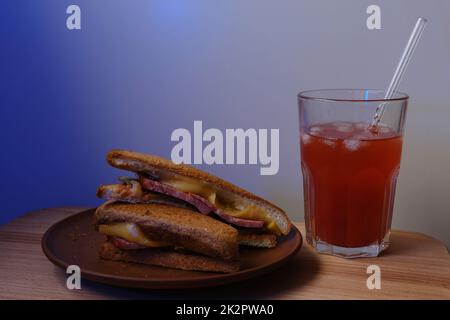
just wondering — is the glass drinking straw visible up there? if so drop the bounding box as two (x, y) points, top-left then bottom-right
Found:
(370, 17), (427, 128)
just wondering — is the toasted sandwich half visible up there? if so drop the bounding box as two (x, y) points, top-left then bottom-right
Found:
(94, 202), (240, 273)
(97, 149), (292, 248)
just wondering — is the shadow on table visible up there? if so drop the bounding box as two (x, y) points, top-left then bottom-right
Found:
(56, 247), (320, 299)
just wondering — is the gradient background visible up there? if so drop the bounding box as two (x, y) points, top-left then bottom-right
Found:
(1, 1), (449, 245)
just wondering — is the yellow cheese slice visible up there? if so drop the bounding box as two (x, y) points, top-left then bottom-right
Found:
(161, 176), (281, 235)
(162, 178), (217, 203)
(223, 204), (282, 236)
(98, 223), (169, 247)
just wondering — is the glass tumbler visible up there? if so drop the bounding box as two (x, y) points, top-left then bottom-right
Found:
(298, 89), (408, 258)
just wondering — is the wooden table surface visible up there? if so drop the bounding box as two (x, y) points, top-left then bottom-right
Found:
(0, 207), (449, 300)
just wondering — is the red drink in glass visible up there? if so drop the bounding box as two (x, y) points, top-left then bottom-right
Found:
(301, 122), (403, 248)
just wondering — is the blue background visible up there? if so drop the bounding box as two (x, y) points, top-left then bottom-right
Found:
(1, 1), (449, 245)
(1, 0), (307, 222)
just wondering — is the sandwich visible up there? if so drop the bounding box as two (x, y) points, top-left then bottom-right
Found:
(94, 202), (239, 273)
(95, 149), (292, 273)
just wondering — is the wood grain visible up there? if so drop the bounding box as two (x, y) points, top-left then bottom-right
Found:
(0, 207), (449, 300)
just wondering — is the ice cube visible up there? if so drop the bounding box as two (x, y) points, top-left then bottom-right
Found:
(309, 126), (322, 134)
(336, 126), (353, 133)
(355, 123), (369, 130)
(352, 133), (369, 141)
(344, 139), (361, 151)
(301, 133), (311, 145)
(323, 139), (336, 148)
(379, 125), (392, 134)
(336, 124), (353, 133)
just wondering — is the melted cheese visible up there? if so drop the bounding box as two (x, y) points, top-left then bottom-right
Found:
(98, 223), (169, 247)
(162, 178), (217, 203)
(161, 176), (281, 235)
(219, 204), (282, 236)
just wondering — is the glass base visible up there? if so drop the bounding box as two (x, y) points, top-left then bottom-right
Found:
(307, 237), (390, 259)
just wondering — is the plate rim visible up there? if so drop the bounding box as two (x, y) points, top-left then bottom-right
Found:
(41, 208), (303, 289)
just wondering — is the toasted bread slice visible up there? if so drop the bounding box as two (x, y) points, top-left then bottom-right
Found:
(238, 232), (277, 248)
(106, 149), (292, 235)
(99, 241), (239, 273)
(94, 202), (239, 260)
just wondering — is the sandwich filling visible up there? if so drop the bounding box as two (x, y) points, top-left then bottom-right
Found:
(141, 174), (282, 235)
(99, 223), (169, 248)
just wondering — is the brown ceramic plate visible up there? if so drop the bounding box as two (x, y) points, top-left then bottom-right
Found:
(42, 208), (302, 289)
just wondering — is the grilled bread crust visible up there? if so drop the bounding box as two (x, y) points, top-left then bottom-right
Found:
(238, 232), (277, 248)
(99, 241), (239, 273)
(94, 202), (239, 261)
(106, 149), (292, 235)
